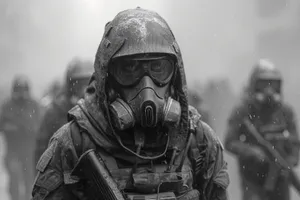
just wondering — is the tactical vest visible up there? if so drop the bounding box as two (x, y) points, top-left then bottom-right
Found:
(242, 109), (289, 157)
(239, 108), (290, 185)
(100, 148), (198, 200)
(71, 124), (205, 200)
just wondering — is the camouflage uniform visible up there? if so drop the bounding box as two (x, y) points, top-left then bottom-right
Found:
(224, 59), (299, 200)
(32, 8), (229, 200)
(34, 59), (93, 165)
(0, 75), (41, 200)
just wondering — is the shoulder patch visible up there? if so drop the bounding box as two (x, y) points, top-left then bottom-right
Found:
(34, 168), (63, 192)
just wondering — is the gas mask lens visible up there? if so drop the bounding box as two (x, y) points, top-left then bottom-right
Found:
(255, 80), (281, 93)
(110, 57), (174, 86)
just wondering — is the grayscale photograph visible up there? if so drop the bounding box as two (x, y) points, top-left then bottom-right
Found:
(0, 0), (299, 199)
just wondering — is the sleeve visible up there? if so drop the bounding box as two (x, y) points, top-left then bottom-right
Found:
(0, 101), (9, 132)
(0, 104), (6, 131)
(0, 101), (19, 137)
(224, 106), (254, 158)
(32, 136), (77, 199)
(284, 106), (300, 166)
(192, 121), (229, 200)
(208, 144), (230, 200)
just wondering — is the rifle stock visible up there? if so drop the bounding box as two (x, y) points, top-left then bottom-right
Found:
(243, 118), (300, 195)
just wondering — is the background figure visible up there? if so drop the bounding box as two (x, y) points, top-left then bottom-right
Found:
(39, 79), (62, 113)
(188, 89), (211, 125)
(224, 59), (300, 200)
(0, 75), (41, 200)
(34, 58), (93, 166)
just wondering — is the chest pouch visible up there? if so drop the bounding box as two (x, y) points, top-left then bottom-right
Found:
(132, 172), (188, 195)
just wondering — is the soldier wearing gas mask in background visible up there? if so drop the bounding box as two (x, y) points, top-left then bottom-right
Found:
(32, 8), (229, 200)
(224, 59), (299, 200)
(0, 75), (41, 200)
(34, 58), (93, 165)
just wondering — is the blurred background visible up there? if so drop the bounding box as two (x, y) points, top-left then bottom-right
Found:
(0, 0), (300, 199)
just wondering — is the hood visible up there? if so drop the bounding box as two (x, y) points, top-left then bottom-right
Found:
(81, 8), (189, 151)
(68, 80), (119, 150)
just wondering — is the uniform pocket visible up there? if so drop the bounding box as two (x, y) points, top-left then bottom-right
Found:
(32, 168), (64, 199)
(36, 140), (57, 172)
(35, 168), (63, 191)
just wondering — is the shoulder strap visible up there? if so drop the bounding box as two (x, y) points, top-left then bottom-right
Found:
(70, 121), (119, 172)
(70, 121), (96, 157)
(188, 120), (208, 179)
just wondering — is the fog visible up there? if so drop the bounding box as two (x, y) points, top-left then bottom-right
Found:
(1, 0), (300, 199)
(1, 0), (300, 96)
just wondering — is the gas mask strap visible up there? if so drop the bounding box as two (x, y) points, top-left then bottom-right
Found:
(176, 119), (195, 172)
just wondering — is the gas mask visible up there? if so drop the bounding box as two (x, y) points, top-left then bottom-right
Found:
(254, 79), (281, 106)
(108, 56), (181, 130)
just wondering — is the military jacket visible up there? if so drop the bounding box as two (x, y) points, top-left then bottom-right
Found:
(32, 100), (229, 200)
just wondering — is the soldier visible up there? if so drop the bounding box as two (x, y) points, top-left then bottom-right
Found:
(34, 58), (93, 165)
(32, 8), (229, 199)
(0, 75), (41, 200)
(224, 59), (299, 200)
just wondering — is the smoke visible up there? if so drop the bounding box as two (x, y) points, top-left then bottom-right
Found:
(0, 0), (167, 97)
(1, 0), (299, 95)
(1, 0), (298, 96)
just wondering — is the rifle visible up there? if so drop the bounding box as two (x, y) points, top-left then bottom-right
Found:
(71, 149), (125, 200)
(243, 118), (300, 195)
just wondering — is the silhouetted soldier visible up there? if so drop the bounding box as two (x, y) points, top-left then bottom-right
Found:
(0, 75), (41, 200)
(224, 59), (299, 200)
